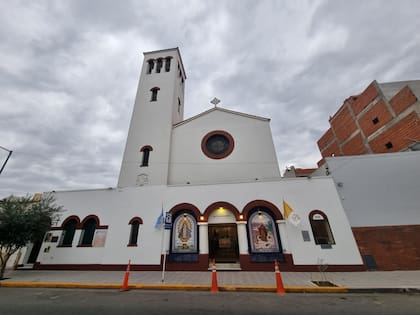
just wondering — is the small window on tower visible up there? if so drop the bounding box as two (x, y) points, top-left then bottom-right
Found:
(147, 59), (154, 74)
(140, 145), (153, 167)
(156, 58), (163, 73)
(150, 87), (160, 102)
(142, 149), (150, 166)
(385, 142), (393, 149)
(372, 117), (379, 125)
(178, 98), (181, 113)
(165, 57), (172, 72)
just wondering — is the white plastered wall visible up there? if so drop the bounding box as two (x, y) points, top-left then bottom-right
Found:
(38, 177), (363, 267)
(317, 151), (420, 227)
(168, 109), (281, 185)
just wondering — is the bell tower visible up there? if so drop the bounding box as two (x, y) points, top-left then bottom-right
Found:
(118, 48), (186, 187)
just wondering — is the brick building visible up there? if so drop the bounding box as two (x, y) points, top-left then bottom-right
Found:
(317, 80), (420, 166)
(311, 80), (420, 271)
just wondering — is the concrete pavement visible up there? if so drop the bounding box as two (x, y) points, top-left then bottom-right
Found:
(1, 269), (420, 293)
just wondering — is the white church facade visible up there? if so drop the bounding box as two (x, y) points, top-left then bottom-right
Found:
(24, 48), (364, 271)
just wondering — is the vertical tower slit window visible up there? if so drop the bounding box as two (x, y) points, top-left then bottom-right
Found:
(140, 145), (153, 167)
(147, 59), (154, 74)
(165, 56), (172, 72)
(150, 87), (160, 102)
(156, 58), (163, 73)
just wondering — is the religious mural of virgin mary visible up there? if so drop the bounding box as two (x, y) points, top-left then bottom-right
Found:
(248, 210), (279, 252)
(172, 213), (197, 252)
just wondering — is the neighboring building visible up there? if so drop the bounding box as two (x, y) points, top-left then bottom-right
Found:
(312, 151), (420, 270)
(317, 80), (420, 166)
(283, 166), (317, 178)
(17, 48), (364, 272)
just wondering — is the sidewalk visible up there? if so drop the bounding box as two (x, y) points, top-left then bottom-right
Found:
(1, 269), (420, 293)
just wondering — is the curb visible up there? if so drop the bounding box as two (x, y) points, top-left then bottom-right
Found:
(0, 281), (347, 293)
(1, 282), (418, 293)
(347, 288), (420, 294)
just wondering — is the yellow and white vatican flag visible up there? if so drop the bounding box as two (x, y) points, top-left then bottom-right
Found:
(283, 200), (301, 227)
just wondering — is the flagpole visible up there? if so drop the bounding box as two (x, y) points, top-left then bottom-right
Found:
(160, 202), (167, 283)
(161, 229), (167, 283)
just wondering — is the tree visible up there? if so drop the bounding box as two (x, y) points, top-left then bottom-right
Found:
(0, 194), (62, 279)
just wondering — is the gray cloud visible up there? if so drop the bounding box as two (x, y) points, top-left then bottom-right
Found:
(1, 0), (419, 197)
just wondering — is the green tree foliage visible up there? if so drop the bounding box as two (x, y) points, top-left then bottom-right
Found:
(0, 194), (62, 279)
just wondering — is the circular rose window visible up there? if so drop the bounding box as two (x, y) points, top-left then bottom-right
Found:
(201, 130), (234, 159)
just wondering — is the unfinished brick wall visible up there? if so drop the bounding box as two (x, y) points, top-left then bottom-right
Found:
(368, 112), (420, 153)
(330, 106), (358, 143)
(350, 82), (379, 115)
(321, 141), (341, 158)
(352, 225), (420, 270)
(317, 128), (335, 150)
(342, 132), (367, 155)
(317, 82), (419, 164)
(357, 100), (393, 137)
(390, 85), (418, 115)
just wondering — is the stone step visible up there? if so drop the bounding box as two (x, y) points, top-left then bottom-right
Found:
(208, 262), (241, 271)
(17, 264), (34, 270)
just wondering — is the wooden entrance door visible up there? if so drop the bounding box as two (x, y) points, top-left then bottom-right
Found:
(208, 224), (239, 263)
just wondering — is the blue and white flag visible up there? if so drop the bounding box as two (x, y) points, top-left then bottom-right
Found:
(155, 209), (164, 229)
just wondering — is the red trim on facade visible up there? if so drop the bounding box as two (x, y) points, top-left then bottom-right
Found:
(80, 215), (108, 229)
(127, 244), (138, 247)
(149, 87), (161, 91)
(169, 203), (201, 220)
(202, 201), (241, 222)
(128, 217), (143, 225)
(201, 130), (235, 160)
(309, 209), (328, 219)
(55, 215), (81, 230)
(49, 226), (64, 231)
(242, 200), (283, 220)
(140, 145), (153, 152)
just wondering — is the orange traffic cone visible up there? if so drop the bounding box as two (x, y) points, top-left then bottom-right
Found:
(211, 259), (219, 293)
(274, 260), (285, 295)
(121, 259), (131, 291)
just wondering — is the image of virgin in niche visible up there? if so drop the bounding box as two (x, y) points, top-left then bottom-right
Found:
(250, 212), (278, 251)
(173, 214), (196, 252)
(178, 216), (192, 242)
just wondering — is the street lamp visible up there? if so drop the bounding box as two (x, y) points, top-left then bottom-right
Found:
(0, 145), (13, 175)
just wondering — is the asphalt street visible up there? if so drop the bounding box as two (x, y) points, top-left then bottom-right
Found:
(1, 288), (420, 315)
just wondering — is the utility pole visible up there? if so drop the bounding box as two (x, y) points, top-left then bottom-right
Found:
(0, 146), (13, 175)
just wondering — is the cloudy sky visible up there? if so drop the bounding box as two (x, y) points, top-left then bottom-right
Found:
(1, 0), (419, 198)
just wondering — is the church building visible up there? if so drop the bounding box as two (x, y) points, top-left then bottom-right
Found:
(22, 48), (364, 271)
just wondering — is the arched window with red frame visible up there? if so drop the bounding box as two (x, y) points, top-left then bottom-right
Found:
(59, 216), (80, 247)
(309, 210), (335, 246)
(79, 215), (100, 246)
(128, 217), (143, 246)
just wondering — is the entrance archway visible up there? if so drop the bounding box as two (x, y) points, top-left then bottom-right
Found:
(207, 207), (239, 263)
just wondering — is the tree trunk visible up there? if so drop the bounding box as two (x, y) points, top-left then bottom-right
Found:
(0, 252), (12, 280)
